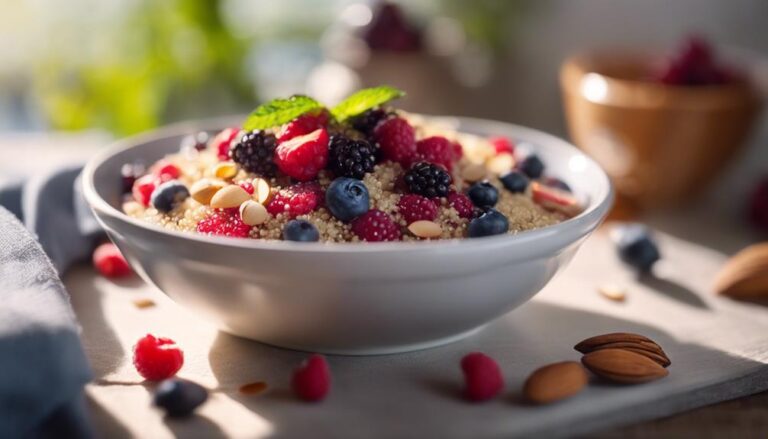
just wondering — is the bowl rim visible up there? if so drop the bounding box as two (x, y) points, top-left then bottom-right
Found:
(82, 115), (614, 254)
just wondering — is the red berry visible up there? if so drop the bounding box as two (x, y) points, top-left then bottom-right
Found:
(397, 194), (438, 224)
(749, 177), (768, 232)
(92, 242), (132, 278)
(415, 136), (458, 171)
(373, 117), (417, 165)
(132, 174), (158, 206)
(351, 209), (402, 242)
(488, 136), (514, 155)
(239, 181), (254, 195)
(197, 209), (252, 238)
(452, 141), (464, 160)
(448, 191), (473, 219)
(292, 354), (331, 402)
(212, 127), (240, 161)
(461, 352), (504, 402)
(275, 128), (329, 181)
(133, 334), (184, 381)
(276, 111), (330, 143)
(267, 181), (324, 218)
(152, 160), (181, 182)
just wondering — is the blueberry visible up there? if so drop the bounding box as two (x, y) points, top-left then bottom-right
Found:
(283, 219), (320, 242)
(153, 378), (208, 418)
(326, 177), (370, 221)
(467, 181), (499, 207)
(518, 155), (545, 179)
(612, 224), (661, 272)
(499, 171), (529, 194)
(151, 180), (190, 213)
(467, 208), (509, 238)
(542, 177), (571, 193)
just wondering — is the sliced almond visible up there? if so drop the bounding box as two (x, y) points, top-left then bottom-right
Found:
(239, 200), (268, 226)
(461, 163), (487, 182)
(408, 220), (442, 238)
(190, 178), (227, 205)
(598, 284), (626, 302)
(486, 153), (515, 175)
(713, 243), (768, 299)
(132, 298), (156, 309)
(523, 361), (587, 404)
(252, 178), (273, 205)
(239, 381), (268, 395)
(210, 185), (251, 209)
(574, 332), (655, 353)
(581, 348), (669, 384)
(212, 162), (238, 180)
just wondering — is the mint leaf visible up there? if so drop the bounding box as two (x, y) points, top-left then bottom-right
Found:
(243, 95), (322, 130)
(331, 86), (405, 122)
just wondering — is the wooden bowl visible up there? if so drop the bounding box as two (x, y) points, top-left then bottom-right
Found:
(561, 51), (764, 209)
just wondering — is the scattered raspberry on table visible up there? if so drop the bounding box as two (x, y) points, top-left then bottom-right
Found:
(133, 334), (185, 381)
(93, 242), (132, 278)
(461, 352), (504, 402)
(292, 354), (331, 402)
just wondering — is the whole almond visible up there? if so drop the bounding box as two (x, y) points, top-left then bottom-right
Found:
(408, 220), (442, 238)
(613, 347), (671, 367)
(252, 178), (273, 205)
(461, 163), (487, 182)
(523, 361), (587, 404)
(486, 153), (515, 175)
(574, 333), (655, 353)
(190, 178), (227, 205)
(210, 185), (251, 209)
(582, 348), (669, 384)
(239, 200), (268, 226)
(713, 243), (768, 299)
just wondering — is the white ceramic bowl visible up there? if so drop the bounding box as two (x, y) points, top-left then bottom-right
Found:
(82, 116), (613, 355)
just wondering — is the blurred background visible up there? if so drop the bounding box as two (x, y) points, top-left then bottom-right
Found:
(1, 0), (766, 233)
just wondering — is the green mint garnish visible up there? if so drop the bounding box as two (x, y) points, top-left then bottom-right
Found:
(242, 95), (322, 131)
(331, 86), (406, 122)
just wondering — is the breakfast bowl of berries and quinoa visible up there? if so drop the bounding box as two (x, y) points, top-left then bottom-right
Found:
(82, 86), (613, 355)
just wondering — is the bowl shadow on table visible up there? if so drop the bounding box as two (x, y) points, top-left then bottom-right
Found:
(206, 301), (766, 438)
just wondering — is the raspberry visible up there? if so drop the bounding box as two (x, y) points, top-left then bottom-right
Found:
(448, 191), (473, 219)
(132, 174), (158, 206)
(461, 352), (504, 402)
(415, 136), (457, 171)
(350, 109), (388, 137)
(93, 242), (132, 278)
(404, 162), (452, 198)
(133, 334), (184, 381)
(488, 136), (514, 155)
(292, 354), (331, 402)
(230, 130), (278, 177)
(211, 127), (240, 161)
(275, 128), (329, 181)
(267, 182), (324, 218)
(351, 209), (402, 242)
(152, 160), (181, 182)
(277, 110), (330, 143)
(397, 194), (438, 224)
(197, 210), (252, 238)
(452, 140), (464, 160)
(328, 135), (377, 179)
(239, 181), (254, 195)
(373, 117), (417, 165)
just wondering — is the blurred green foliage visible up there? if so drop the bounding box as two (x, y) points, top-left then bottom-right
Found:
(33, 0), (254, 136)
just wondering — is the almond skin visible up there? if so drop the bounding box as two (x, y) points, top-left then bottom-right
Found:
(574, 333), (655, 353)
(523, 361), (587, 404)
(582, 348), (669, 384)
(713, 243), (768, 299)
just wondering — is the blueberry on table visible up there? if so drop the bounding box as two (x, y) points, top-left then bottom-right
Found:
(151, 181), (190, 213)
(153, 378), (208, 418)
(468, 208), (509, 238)
(518, 155), (545, 179)
(326, 177), (370, 221)
(612, 224), (661, 272)
(467, 181), (499, 208)
(499, 171), (530, 194)
(284, 219), (320, 242)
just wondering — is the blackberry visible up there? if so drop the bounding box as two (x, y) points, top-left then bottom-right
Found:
(351, 109), (388, 137)
(329, 135), (377, 179)
(230, 130), (278, 177)
(404, 162), (452, 198)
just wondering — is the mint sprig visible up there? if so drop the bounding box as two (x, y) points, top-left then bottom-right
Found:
(331, 86), (405, 122)
(242, 95), (322, 131)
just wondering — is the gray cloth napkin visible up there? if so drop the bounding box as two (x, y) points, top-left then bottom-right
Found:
(0, 166), (99, 438)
